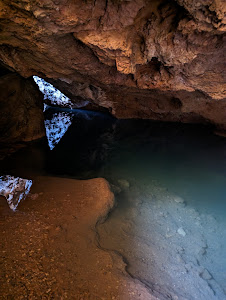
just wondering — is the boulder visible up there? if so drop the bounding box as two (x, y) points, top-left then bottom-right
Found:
(0, 65), (45, 145)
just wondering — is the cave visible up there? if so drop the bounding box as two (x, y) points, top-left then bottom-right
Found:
(0, 1), (226, 299)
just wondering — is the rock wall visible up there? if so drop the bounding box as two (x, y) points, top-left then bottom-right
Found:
(0, 64), (45, 145)
(0, 0), (225, 131)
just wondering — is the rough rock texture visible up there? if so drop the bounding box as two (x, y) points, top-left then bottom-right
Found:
(0, 0), (225, 131)
(0, 64), (45, 145)
(0, 176), (157, 299)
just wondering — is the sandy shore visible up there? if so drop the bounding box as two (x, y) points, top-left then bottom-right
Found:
(0, 176), (156, 299)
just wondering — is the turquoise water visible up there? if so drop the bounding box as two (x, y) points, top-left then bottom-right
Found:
(100, 136), (226, 219)
(1, 107), (226, 299)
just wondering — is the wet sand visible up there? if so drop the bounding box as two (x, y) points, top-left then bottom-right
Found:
(0, 176), (155, 299)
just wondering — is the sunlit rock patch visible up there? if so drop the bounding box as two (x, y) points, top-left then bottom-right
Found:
(43, 103), (48, 112)
(44, 111), (73, 150)
(0, 175), (32, 211)
(33, 76), (73, 108)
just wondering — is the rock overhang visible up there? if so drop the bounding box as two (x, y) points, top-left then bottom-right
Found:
(0, 0), (225, 132)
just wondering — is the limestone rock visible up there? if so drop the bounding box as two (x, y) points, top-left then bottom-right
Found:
(0, 65), (45, 144)
(177, 227), (186, 237)
(0, 0), (225, 131)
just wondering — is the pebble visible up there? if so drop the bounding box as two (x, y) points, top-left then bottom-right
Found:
(117, 179), (130, 189)
(200, 269), (212, 280)
(174, 196), (184, 203)
(177, 227), (186, 237)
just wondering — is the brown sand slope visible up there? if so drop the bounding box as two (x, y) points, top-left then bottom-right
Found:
(0, 176), (156, 299)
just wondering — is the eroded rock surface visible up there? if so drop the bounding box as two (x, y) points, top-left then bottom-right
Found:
(0, 0), (225, 131)
(0, 64), (45, 146)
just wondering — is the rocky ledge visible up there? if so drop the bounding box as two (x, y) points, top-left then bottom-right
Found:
(0, 0), (225, 132)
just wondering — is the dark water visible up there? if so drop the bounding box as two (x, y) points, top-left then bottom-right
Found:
(1, 107), (225, 217)
(1, 107), (226, 299)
